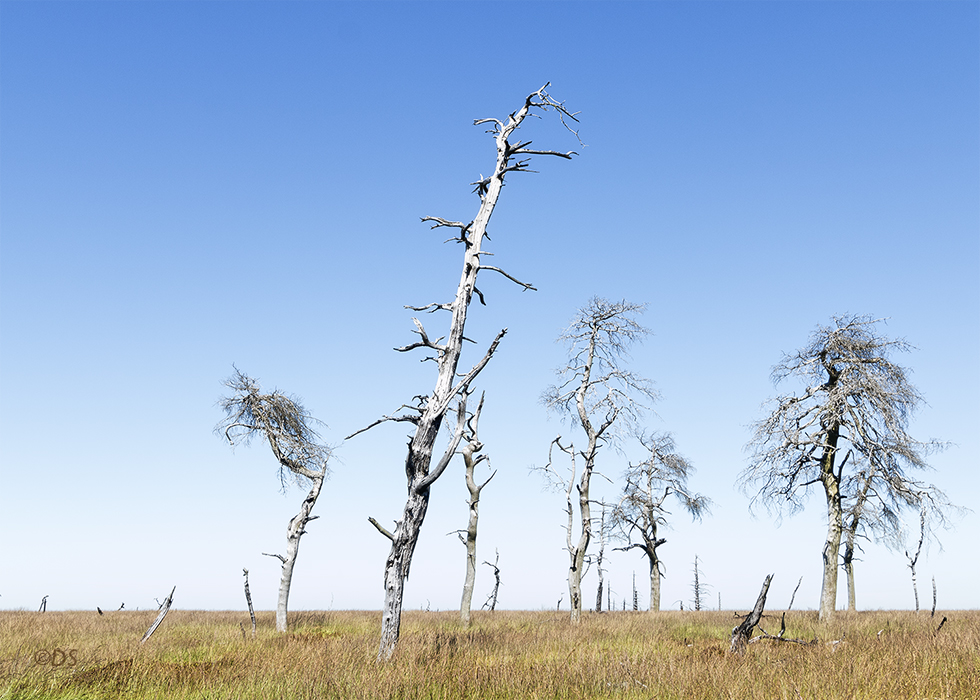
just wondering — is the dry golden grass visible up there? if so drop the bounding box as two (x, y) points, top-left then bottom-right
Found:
(1, 608), (977, 699)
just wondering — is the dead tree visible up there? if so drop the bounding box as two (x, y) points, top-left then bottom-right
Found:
(216, 368), (331, 633)
(140, 586), (175, 644)
(243, 569), (256, 638)
(906, 507), (926, 611)
(740, 315), (949, 621)
(787, 576), (803, 611)
(690, 555), (710, 611)
(348, 85), (577, 661)
(539, 298), (656, 623)
(730, 574), (773, 654)
(594, 504), (608, 612)
(482, 550), (501, 612)
(610, 431), (710, 612)
(457, 394), (496, 626)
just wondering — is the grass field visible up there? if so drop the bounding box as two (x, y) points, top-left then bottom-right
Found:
(1, 608), (976, 699)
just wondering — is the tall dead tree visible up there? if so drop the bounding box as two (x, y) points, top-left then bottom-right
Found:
(217, 368), (331, 633)
(740, 315), (948, 621)
(457, 393), (496, 626)
(610, 431), (710, 612)
(348, 85), (577, 661)
(539, 298), (656, 623)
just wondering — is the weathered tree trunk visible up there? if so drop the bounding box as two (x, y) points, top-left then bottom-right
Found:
(649, 554), (661, 612)
(140, 586), (175, 644)
(482, 550), (501, 612)
(818, 424), (843, 621)
(459, 395), (492, 626)
(730, 574), (772, 654)
(243, 569), (256, 638)
(569, 457), (593, 623)
(843, 538), (856, 612)
(267, 474), (323, 633)
(906, 508), (926, 612)
(843, 469), (872, 611)
(594, 506), (606, 613)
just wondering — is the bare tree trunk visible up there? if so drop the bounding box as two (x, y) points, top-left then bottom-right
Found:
(649, 553), (661, 612)
(818, 425), (843, 621)
(906, 508), (926, 612)
(140, 586), (175, 644)
(265, 473), (324, 633)
(843, 469), (871, 612)
(843, 545), (856, 611)
(594, 510), (604, 613)
(243, 569), (256, 638)
(459, 396), (493, 626)
(569, 453), (593, 623)
(482, 550), (501, 612)
(787, 576), (802, 611)
(730, 574), (772, 654)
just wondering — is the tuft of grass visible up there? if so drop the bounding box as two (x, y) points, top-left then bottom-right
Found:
(1, 609), (977, 699)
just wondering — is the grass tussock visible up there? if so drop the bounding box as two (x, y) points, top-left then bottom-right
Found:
(1, 608), (977, 699)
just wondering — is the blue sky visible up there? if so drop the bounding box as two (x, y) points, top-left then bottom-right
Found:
(1, 1), (977, 615)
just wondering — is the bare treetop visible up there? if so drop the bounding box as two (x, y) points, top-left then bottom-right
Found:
(217, 367), (331, 486)
(543, 298), (657, 441)
(740, 313), (954, 620)
(742, 314), (942, 517)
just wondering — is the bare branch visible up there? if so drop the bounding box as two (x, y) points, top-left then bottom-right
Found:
(479, 265), (537, 291)
(368, 517), (394, 541)
(345, 413), (419, 440)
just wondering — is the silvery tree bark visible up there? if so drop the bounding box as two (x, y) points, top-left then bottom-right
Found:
(540, 298), (656, 623)
(264, 474), (324, 632)
(217, 369), (331, 633)
(739, 315), (950, 621)
(458, 394), (495, 626)
(350, 85), (577, 661)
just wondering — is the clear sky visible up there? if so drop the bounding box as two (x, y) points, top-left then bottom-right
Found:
(1, 1), (977, 615)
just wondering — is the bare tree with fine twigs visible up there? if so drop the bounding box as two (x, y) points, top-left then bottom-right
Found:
(538, 298), (657, 623)
(610, 431), (710, 612)
(739, 315), (954, 620)
(216, 368), (331, 633)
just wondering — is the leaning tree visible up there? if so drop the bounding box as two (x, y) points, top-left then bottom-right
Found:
(610, 431), (710, 612)
(539, 298), (656, 623)
(348, 85), (578, 661)
(216, 368), (331, 633)
(740, 314), (949, 620)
